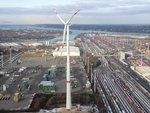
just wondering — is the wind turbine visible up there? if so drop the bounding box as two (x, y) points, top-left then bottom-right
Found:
(55, 10), (80, 110)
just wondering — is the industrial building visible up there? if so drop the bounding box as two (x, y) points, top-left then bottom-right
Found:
(53, 46), (80, 57)
(0, 42), (43, 48)
(133, 66), (150, 84)
(119, 51), (133, 61)
(119, 51), (125, 61)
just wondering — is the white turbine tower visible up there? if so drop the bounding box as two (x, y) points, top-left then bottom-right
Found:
(55, 10), (80, 110)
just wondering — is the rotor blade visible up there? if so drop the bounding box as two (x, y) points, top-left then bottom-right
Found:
(55, 10), (66, 24)
(66, 10), (80, 24)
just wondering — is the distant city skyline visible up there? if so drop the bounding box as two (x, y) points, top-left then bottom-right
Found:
(0, 0), (150, 24)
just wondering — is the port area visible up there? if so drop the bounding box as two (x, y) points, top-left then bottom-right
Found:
(0, 49), (91, 111)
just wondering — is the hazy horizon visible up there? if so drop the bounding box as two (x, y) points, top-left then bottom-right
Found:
(0, 0), (150, 25)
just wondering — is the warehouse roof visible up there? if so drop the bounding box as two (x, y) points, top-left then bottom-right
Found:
(40, 81), (54, 86)
(53, 46), (80, 57)
(135, 66), (150, 82)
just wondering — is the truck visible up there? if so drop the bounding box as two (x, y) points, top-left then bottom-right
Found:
(38, 81), (55, 94)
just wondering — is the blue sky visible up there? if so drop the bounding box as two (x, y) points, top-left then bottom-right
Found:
(0, 0), (150, 24)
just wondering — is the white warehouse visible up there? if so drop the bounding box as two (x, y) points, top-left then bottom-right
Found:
(53, 46), (80, 57)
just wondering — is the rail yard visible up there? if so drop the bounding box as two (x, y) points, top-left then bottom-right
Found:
(79, 33), (150, 113)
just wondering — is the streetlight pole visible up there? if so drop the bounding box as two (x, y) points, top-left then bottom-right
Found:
(145, 42), (150, 57)
(84, 52), (87, 66)
(90, 64), (93, 83)
(140, 41), (143, 66)
(10, 46), (12, 63)
(1, 52), (4, 68)
(148, 42), (150, 56)
(87, 57), (90, 73)
(93, 70), (96, 93)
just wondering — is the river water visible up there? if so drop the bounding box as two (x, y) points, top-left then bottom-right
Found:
(0, 25), (93, 44)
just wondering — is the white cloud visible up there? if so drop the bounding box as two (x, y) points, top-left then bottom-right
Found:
(0, 0), (150, 24)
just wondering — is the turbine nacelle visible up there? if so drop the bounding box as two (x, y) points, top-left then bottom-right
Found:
(55, 10), (80, 25)
(55, 10), (80, 44)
